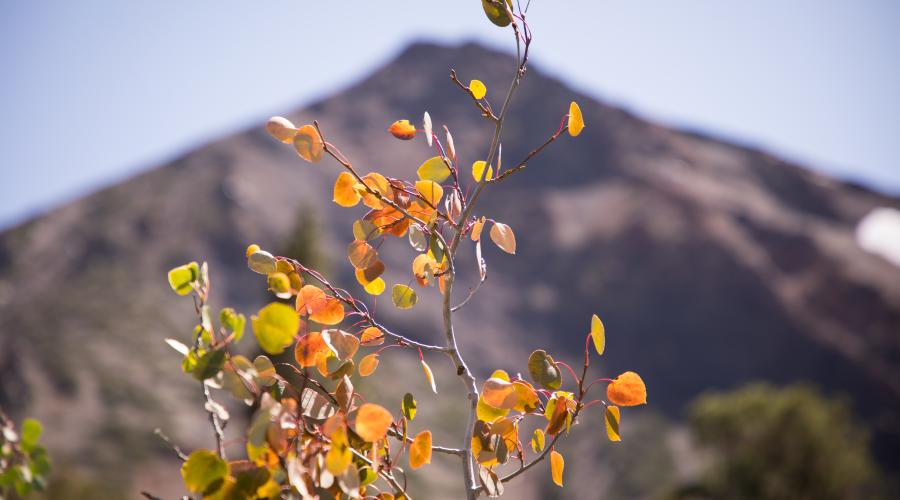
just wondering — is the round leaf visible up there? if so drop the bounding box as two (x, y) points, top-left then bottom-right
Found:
(168, 262), (199, 295)
(417, 156), (452, 183)
(252, 302), (300, 355)
(388, 119), (416, 140)
(391, 284), (418, 309)
(333, 172), (362, 207)
(607, 371), (647, 406)
(471, 160), (493, 182)
(292, 124), (323, 162)
(489, 222), (516, 254)
(266, 116), (297, 143)
(470, 79), (487, 99)
(415, 180), (444, 207)
(527, 350), (562, 390)
(409, 431), (432, 469)
(359, 354), (379, 377)
(182, 450), (228, 494)
(355, 403), (393, 442)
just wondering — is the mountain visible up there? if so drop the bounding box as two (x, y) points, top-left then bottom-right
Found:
(1, 41), (899, 496)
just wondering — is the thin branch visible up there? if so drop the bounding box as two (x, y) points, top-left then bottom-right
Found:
(153, 428), (188, 461)
(450, 274), (486, 313)
(388, 428), (465, 456)
(449, 69), (498, 121)
(203, 382), (227, 458)
(490, 125), (567, 184)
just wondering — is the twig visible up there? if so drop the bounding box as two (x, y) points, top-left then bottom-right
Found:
(203, 383), (227, 458)
(153, 428), (188, 461)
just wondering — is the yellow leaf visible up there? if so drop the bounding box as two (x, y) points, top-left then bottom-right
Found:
(607, 371), (647, 406)
(477, 394), (509, 423)
(470, 79), (487, 99)
(550, 450), (564, 487)
(417, 156), (452, 183)
(415, 180), (444, 207)
(471, 160), (494, 182)
(245, 244), (261, 258)
(489, 222), (516, 254)
(591, 313), (605, 355)
(471, 217), (486, 242)
(326, 426), (352, 475)
(333, 172), (362, 207)
(481, 0), (513, 27)
(421, 359), (437, 393)
(294, 331), (329, 367)
(293, 124), (323, 162)
(605, 405), (621, 442)
(360, 326), (384, 346)
(388, 119), (417, 140)
(392, 284), (418, 309)
(568, 101), (585, 137)
(265, 116), (297, 143)
(348, 240), (379, 270)
(359, 354), (379, 377)
(363, 277), (385, 296)
(296, 285), (345, 325)
(409, 431), (432, 469)
(360, 172), (391, 209)
(531, 428), (545, 453)
(355, 403), (393, 442)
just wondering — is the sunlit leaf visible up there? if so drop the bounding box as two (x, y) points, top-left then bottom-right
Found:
(220, 307), (246, 341)
(165, 338), (190, 356)
(470, 80), (487, 100)
(527, 350), (562, 390)
(512, 380), (540, 413)
(531, 429), (545, 453)
(591, 313), (605, 356)
(267, 272), (291, 298)
(605, 405), (621, 442)
(471, 216), (486, 242)
(481, 0), (513, 27)
(388, 119), (416, 140)
(421, 359), (437, 393)
(402, 393), (417, 421)
(409, 431), (432, 469)
(252, 302), (299, 355)
(348, 240), (379, 270)
(182, 449), (229, 494)
(193, 349), (226, 380)
(550, 450), (564, 487)
(477, 395), (509, 423)
(168, 262), (199, 295)
(360, 172), (391, 209)
(247, 251), (276, 275)
(423, 112), (433, 147)
(415, 180), (444, 207)
(360, 326), (384, 346)
(359, 354), (379, 377)
(471, 160), (493, 182)
(353, 219), (379, 241)
(489, 222), (516, 254)
(333, 171), (362, 207)
(363, 277), (385, 295)
(245, 244), (261, 258)
(294, 331), (329, 367)
(296, 285), (345, 325)
(326, 426), (352, 475)
(355, 403), (393, 442)
(266, 116), (297, 143)
(568, 101), (585, 137)
(293, 124), (324, 162)
(480, 466), (504, 497)
(607, 371), (647, 406)
(417, 156), (452, 183)
(391, 284), (418, 309)
(482, 378), (518, 410)
(322, 329), (360, 360)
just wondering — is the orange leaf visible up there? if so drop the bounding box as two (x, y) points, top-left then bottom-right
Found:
(348, 241), (379, 270)
(333, 172), (361, 207)
(470, 217), (486, 242)
(388, 119), (416, 140)
(359, 354), (379, 377)
(293, 124), (323, 162)
(295, 331), (329, 367)
(360, 173), (391, 210)
(355, 403), (393, 442)
(482, 378), (518, 410)
(409, 431), (432, 469)
(607, 371), (647, 407)
(360, 327), (384, 346)
(550, 450), (564, 487)
(266, 116), (297, 143)
(568, 101), (585, 137)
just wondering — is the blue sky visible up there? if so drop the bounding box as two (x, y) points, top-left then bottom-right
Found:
(2, 1), (899, 228)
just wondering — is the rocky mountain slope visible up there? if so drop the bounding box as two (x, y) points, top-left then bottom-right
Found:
(1, 41), (899, 496)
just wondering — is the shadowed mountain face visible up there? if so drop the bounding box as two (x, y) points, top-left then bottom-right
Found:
(1, 41), (899, 494)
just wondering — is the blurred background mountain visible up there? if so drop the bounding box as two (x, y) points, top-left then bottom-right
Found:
(3, 1), (900, 498)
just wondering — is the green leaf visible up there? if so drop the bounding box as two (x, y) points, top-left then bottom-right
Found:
(391, 284), (418, 309)
(531, 428), (545, 453)
(252, 302), (299, 355)
(482, 0), (513, 27)
(358, 466), (377, 486)
(527, 349), (562, 390)
(181, 449), (228, 494)
(416, 156), (451, 183)
(220, 308), (246, 342)
(247, 250), (277, 275)
(253, 355), (276, 387)
(167, 262), (199, 295)
(20, 418), (42, 451)
(402, 393), (417, 421)
(193, 349), (226, 380)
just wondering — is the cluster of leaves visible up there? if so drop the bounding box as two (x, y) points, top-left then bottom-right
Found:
(159, 2), (645, 499)
(0, 410), (50, 497)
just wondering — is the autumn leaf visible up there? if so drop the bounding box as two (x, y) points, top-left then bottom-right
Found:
(325, 426), (352, 475)
(417, 156), (452, 183)
(591, 313), (605, 356)
(550, 450), (564, 487)
(531, 429), (545, 453)
(489, 222), (516, 254)
(607, 371), (647, 406)
(470, 79), (487, 99)
(388, 119), (417, 140)
(293, 124), (323, 162)
(421, 359), (437, 393)
(481, 0), (513, 27)
(294, 331), (330, 367)
(409, 431), (432, 469)
(471, 216), (486, 242)
(359, 353), (379, 377)
(333, 172), (362, 207)
(423, 112), (433, 147)
(568, 101), (585, 137)
(605, 405), (621, 442)
(265, 116), (297, 143)
(252, 302), (299, 355)
(392, 284), (418, 309)
(528, 350), (562, 390)
(415, 180), (444, 207)
(402, 393), (417, 421)
(360, 326), (384, 346)
(472, 160), (494, 182)
(482, 377), (518, 410)
(348, 240), (379, 270)
(355, 404), (393, 442)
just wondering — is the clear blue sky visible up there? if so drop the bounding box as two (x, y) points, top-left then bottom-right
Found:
(3, 1), (899, 228)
